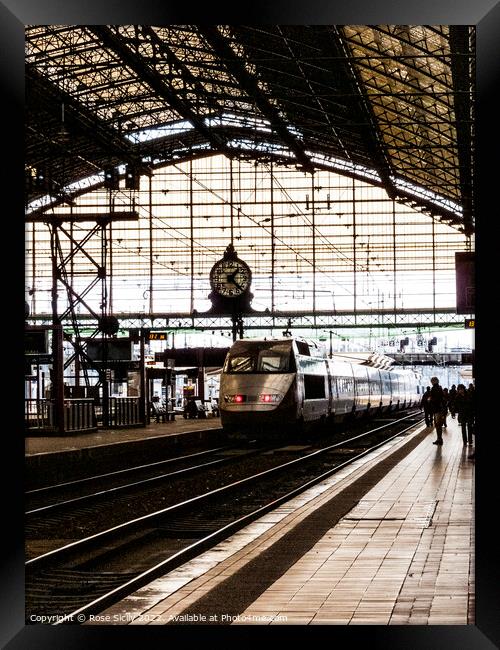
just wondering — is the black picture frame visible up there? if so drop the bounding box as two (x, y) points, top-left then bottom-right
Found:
(7, 2), (497, 647)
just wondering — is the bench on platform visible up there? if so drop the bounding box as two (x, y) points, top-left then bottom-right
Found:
(150, 399), (175, 423)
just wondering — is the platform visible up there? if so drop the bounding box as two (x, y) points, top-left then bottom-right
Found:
(88, 416), (474, 626)
(25, 416), (222, 457)
(25, 416), (224, 487)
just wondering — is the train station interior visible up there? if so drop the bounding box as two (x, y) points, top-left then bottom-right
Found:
(15, 18), (497, 646)
(25, 25), (475, 432)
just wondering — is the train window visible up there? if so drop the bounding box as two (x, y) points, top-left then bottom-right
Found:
(226, 355), (254, 373)
(338, 377), (353, 393)
(258, 352), (288, 372)
(304, 374), (325, 399)
(296, 341), (310, 356)
(224, 341), (294, 373)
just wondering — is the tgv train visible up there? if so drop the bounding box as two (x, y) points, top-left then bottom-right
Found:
(220, 338), (422, 436)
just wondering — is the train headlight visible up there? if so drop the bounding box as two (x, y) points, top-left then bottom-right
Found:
(259, 393), (281, 403)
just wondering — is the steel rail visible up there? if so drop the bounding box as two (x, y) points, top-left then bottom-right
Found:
(26, 443), (228, 496)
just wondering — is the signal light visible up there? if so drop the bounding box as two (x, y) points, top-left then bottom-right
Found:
(104, 167), (120, 190)
(125, 164), (140, 190)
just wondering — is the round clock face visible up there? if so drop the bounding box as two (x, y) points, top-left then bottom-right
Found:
(210, 259), (251, 297)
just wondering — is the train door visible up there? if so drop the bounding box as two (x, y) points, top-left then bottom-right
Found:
(301, 358), (329, 422)
(368, 368), (382, 413)
(380, 370), (392, 411)
(329, 361), (354, 419)
(390, 373), (400, 410)
(326, 359), (334, 418)
(353, 365), (370, 413)
(294, 358), (305, 420)
(406, 374), (413, 406)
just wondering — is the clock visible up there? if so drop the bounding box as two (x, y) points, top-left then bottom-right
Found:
(210, 257), (251, 297)
(206, 244), (254, 316)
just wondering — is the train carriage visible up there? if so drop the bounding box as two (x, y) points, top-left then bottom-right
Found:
(220, 337), (422, 438)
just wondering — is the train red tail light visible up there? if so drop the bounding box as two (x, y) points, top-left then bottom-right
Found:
(259, 394), (281, 403)
(224, 394), (246, 403)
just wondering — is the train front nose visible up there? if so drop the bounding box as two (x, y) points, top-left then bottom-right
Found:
(220, 374), (295, 431)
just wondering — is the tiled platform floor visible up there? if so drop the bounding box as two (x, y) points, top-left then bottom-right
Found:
(236, 421), (474, 625)
(88, 418), (474, 626)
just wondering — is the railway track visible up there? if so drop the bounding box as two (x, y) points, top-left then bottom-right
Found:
(25, 443), (278, 556)
(26, 444), (247, 516)
(25, 410), (424, 624)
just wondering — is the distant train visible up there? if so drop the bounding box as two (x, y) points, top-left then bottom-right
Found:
(220, 337), (422, 437)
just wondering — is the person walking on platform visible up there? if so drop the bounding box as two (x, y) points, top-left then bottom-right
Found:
(467, 384), (475, 435)
(442, 387), (449, 428)
(420, 386), (433, 427)
(454, 383), (473, 445)
(429, 376), (446, 445)
(467, 383), (476, 460)
(448, 384), (457, 418)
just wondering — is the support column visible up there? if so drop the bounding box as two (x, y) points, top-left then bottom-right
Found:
(139, 328), (146, 424)
(52, 324), (65, 434)
(50, 224), (65, 434)
(197, 348), (205, 402)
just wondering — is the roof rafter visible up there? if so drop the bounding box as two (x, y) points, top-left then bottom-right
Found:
(198, 26), (315, 174)
(449, 26), (474, 237)
(330, 26), (397, 199)
(88, 26), (231, 159)
(25, 25), (474, 233)
(26, 65), (141, 166)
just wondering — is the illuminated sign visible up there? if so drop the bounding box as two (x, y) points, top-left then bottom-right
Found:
(465, 319), (475, 329)
(149, 332), (168, 341)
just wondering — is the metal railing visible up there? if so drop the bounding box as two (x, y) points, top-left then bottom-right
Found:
(108, 397), (142, 427)
(25, 398), (97, 433)
(63, 399), (96, 432)
(25, 398), (54, 431)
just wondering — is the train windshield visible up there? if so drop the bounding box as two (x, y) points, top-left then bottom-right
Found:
(224, 341), (294, 373)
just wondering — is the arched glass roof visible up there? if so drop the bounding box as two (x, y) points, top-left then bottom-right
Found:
(25, 25), (475, 235)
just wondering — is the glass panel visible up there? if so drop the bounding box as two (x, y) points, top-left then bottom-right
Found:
(224, 341), (293, 373)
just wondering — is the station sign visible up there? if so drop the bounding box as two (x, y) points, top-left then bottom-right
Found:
(85, 338), (133, 361)
(464, 318), (475, 329)
(25, 329), (49, 355)
(148, 332), (169, 341)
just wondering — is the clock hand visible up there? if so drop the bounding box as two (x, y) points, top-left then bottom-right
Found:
(226, 271), (244, 291)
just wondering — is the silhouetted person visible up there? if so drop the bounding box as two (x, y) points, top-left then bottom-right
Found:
(454, 383), (473, 445)
(420, 386), (433, 427)
(442, 387), (449, 428)
(467, 383), (476, 460)
(429, 376), (446, 445)
(448, 384), (457, 418)
(467, 384), (475, 435)
(184, 396), (199, 419)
